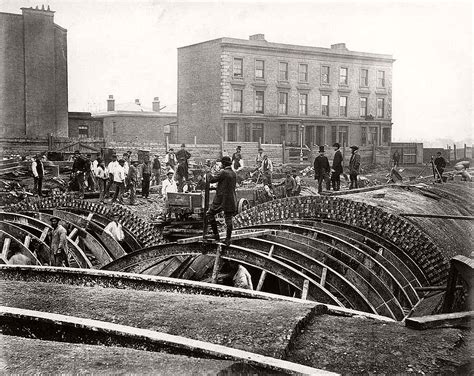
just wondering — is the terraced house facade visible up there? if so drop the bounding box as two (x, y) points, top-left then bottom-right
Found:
(178, 34), (394, 147)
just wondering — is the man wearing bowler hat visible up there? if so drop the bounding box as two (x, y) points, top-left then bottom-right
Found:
(331, 143), (343, 191)
(204, 156), (237, 246)
(313, 146), (331, 194)
(49, 216), (69, 267)
(349, 145), (361, 189)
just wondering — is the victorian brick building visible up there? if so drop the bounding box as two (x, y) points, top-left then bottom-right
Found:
(0, 6), (68, 139)
(178, 34), (394, 147)
(92, 96), (177, 143)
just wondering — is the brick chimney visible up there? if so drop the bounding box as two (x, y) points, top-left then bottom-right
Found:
(249, 34), (266, 41)
(331, 43), (348, 51)
(135, 99), (140, 105)
(107, 95), (115, 112)
(152, 97), (161, 112)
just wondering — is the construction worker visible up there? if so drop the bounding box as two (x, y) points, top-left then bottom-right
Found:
(72, 150), (87, 199)
(204, 156), (237, 246)
(348, 145), (361, 189)
(104, 213), (124, 242)
(162, 170), (178, 220)
(433, 152), (447, 182)
(392, 150), (400, 168)
(111, 159), (126, 204)
(313, 146), (331, 193)
(31, 154), (44, 197)
(49, 217), (69, 267)
(176, 143), (191, 180)
(105, 154), (119, 198)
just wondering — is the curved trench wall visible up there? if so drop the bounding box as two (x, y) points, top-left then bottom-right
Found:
(6, 196), (161, 248)
(234, 196), (449, 286)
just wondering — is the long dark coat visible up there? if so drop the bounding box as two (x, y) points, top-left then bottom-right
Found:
(332, 150), (343, 174)
(209, 166), (237, 213)
(313, 155), (330, 178)
(349, 153), (361, 174)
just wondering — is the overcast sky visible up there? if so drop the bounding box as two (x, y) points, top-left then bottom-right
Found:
(2, 0), (472, 146)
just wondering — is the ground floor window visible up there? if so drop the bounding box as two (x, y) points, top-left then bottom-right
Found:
(316, 126), (325, 146)
(252, 123), (264, 143)
(382, 127), (391, 145)
(368, 126), (378, 145)
(226, 123), (237, 141)
(287, 124), (299, 146)
(338, 126), (348, 146)
(361, 127), (367, 146)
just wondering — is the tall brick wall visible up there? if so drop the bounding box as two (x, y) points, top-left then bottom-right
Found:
(0, 8), (68, 139)
(0, 13), (26, 137)
(178, 40), (223, 144)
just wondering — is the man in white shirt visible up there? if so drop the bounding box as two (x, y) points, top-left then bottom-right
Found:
(105, 155), (119, 199)
(161, 170), (177, 220)
(111, 159), (126, 204)
(104, 213), (124, 242)
(31, 154), (44, 196)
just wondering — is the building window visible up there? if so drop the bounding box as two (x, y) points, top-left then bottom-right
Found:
(288, 124), (299, 146)
(316, 126), (325, 146)
(233, 58), (243, 78)
(278, 92), (288, 114)
(279, 62), (288, 81)
(377, 70), (385, 87)
(338, 126), (348, 145)
(252, 123), (264, 142)
(226, 123), (237, 141)
(368, 127), (378, 145)
(78, 125), (88, 138)
(382, 128), (391, 145)
(280, 124), (286, 143)
(331, 126), (337, 144)
(299, 93), (308, 115)
(360, 97), (368, 117)
(339, 96), (347, 117)
(255, 60), (265, 79)
(321, 95), (329, 116)
(361, 127), (367, 146)
(377, 98), (385, 118)
(255, 91), (265, 113)
(232, 89), (242, 113)
(360, 69), (368, 87)
(299, 64), (308, 82)
(112, 122), (117, 134)
(321, 66), (330, 84)
(339, 67), (348, 85)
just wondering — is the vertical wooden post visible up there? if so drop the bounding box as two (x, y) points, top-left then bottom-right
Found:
(220, 137), (224, 158)
(301, 279), (310, 300)
(23, 235), (31, 249)
(256, 245), (274, 291)
(165, 136), (169, 153)
(453, 144), (457, 161)
(211, 244), (223, 284)
(464, 144), (467, 159)
(194, 135), (197, 147)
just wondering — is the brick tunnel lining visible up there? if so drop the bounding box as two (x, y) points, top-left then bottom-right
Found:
(233, 195), (453, 286)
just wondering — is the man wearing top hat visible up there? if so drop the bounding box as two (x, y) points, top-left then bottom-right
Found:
(349, 145), (361, 189)
(331, 143), (343, 191)
(313, 146), (331, 194)
(49, 216), (69, 267)
(204, 156), (237, 246)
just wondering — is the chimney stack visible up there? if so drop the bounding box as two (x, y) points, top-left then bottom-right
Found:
(152, 97), (161, 112)
(331, 43), (348, 51)
(135, 99), (140, 105)
(107, 95), (115, 112)
(249, 34), (266, 41)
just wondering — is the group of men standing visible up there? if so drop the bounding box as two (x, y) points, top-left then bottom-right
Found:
(313, 143), (361, 193)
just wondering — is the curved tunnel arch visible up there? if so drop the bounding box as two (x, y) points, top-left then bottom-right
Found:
(233, 195), (449, 285)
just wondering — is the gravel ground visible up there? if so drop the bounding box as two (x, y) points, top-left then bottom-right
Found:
(0, 280), (312, 359)
(0, 334), (240, 375)
(285, 314), (472, 375)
